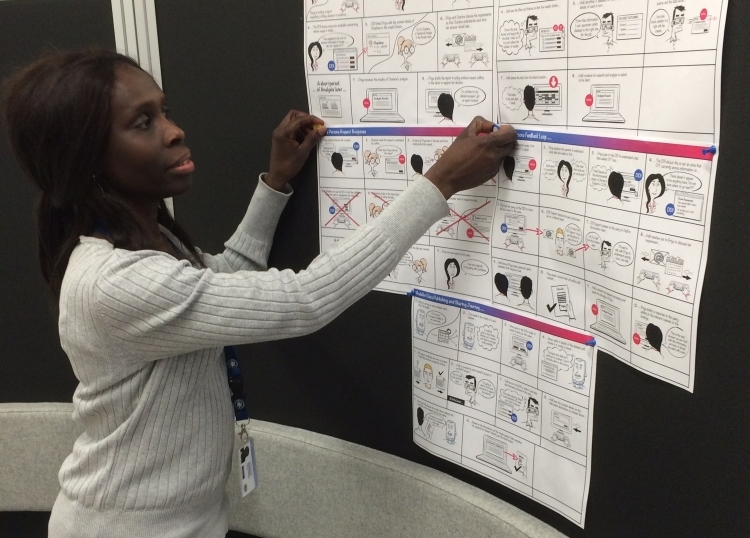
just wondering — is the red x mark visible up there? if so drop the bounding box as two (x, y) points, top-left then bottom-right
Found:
(436, 200), (491, 241)
(324, 190), (361, 227)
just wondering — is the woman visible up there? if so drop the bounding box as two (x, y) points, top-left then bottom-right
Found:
(2, 49), (516, 537)
(645, 173), (666, 214)
(396, 35), (416, 71)
(444, 258), (460, 289)
(308, 41), (322, 71)
(557, 159), (572, 197)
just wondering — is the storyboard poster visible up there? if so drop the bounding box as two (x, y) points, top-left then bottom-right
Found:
(317, 125), (718, 392)
(410, 290), (597, 527)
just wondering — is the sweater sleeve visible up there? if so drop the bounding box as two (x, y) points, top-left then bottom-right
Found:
(200, 174), (292, 273)
(93, 176), (449, 361)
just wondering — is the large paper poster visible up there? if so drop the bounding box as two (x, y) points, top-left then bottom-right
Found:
(411, 290), (596, 526)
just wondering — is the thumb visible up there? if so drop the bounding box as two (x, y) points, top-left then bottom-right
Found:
(299, 125), (327, 155)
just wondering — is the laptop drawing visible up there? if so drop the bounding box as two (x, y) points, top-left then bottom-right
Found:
(589, 300), (626, 344)
(476, 435), (512, 474)
(582, 85), (625, 123)
(360, 89), (405, 123)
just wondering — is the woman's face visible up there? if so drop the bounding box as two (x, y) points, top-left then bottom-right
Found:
(448, 262), (458, 277)
(312, 47), (321, 60)
(103, 65), (193, 203)
(648, 180), (661, 197)
(559, 166), (570, 182)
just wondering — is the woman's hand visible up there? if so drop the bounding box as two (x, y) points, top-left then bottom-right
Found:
(424, 117), (517, 199)
(266, 111), (326, 191)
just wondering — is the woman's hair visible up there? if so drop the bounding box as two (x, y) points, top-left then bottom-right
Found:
(444, 258), (460, 286)
(308, 42), (322, 68)
(494, 273), (509, 296)
(557, 160), (572, 195)
(645, 173), (666, 204)
(396, 36), (414, 55)
(607, 171), (624, 200)
(411, 154), (424, 175)
(502, 156), (515, 181)
(2, 48), (204, 299)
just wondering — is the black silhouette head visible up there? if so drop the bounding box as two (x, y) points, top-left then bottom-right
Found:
(416, 406), (424, 425)
(503, 156), (515, 181)
(523, 85), (536, 112)
(645, 323), (663, 353)
(411, 154), (424, 175)
(520, 276), (533, 300)
(331, 152), (344, 172)
(437, 93), (454, 121)
(494, 273), (509, 296)
(608, 171), (624, 200)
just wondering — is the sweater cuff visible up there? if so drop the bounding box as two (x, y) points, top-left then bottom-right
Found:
(232, 174), (292, 243)
(369, 175), (450, 254)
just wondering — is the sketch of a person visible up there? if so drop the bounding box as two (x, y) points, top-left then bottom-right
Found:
(607, 171), (624, 205)
(308, 42), (323, 71)
(434, 146), (448, 161)
(523, 85), (537, 120)
(464, 375), (477, 406)
(558, 160), (572, 197)
(414, 406), (430, 438)
(555, 228), (565, 256)
(524, 15), (539, 54)
(519, 276), (533, 310)
(645, 323), (663, 354)
(572, 357), (587, 389)
(411, 154), (424, 175)
(444, 258), (460, 290)
(514, 452), (527, 477)
(331, 152), (344, 174)
(437, 93), (455, 123)
(525, 397), (539, 429)
(415, 309), (426, 335)
(494, 272), (509, 301)
(502, 155), (515, 181)
(412, 258), (428, 284)
(668, 6), (686, 46)
(463, 323), (475, 349)
(413, 359), (421, 381)
(397, 36), (416, 71)
(364, 150), (380, 176)
(423, 363), (433, 389)
(395, 0), (405, 10)
(602, 13), (615, 51)
(445, 420), (457, 444)
(645, 173), (666, 214)
(600, 240), (612, 270)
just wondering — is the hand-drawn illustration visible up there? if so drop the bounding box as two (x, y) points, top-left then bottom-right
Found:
(590, 300), (626, 344)
(525, 397), (539, 429)
(523, 15), (539, 54)
(464, 375), (478, 406)
(364, 150), (380, 176)
(412, 258), (428, 283)
(645, 173), (666, 214)
(503, 156), (515, 182)
(445, 258), (461, 290)
(645, 322), (663, 353)
(550, 411), (572, 447)
(360, 88), (405, 123)
(445, 420), (457, 444)
(582, 85), (625, 123)
(637, 269), (662, 290)
(331, 152), (344, 174)
(415, 309), (426, 335)
(602, 12), (616, 51)
(518, 276), (534, 310)
(369, 203), (384, 217)
(423, 363), (433, 388)
(396, 36), (416, 70)
(607, 171), (624, 206)
(494, 273), (509, 301)
(514, 452), (527, 477)
(414, 406), (433, 439)
(555, 228), (565, 255)
(668, 6), (685, 46)
(476, 435), (512, 473)
(571, 357), (587, 389)
(600, 240), (612, 270)
(667, 280), (691, 299)
(441, 53), (461, 67)
(558, 160), (572, 197)
(340, 0), (360, 13)
(411, 154), (424, 175)
(463, 323), (476, 350)
(308, 41), (323, 71)
(395, 0), (405, 10)
(319, 95), (343, 118)
(550, 285), (575, 320)
(523, 85), (537, 120)
(470, 51), (490, 67)
(438, 93), (455, 122)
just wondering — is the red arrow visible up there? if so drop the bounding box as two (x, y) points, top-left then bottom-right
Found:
(525, 228), (543, 236)
(575, 244), (590, 253)
(357, 47), (368, 59)
(504, 452), (518, 461)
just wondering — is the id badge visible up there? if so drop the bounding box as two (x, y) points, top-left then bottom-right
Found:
(238, 425), (258, 498)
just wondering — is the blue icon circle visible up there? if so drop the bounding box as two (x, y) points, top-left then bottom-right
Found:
(327, 61), (336, 71)
(353, 142), (360, 151)
(634, 169), (644, 181)
(666, 203), (676, 216)
(511, 413), (518, 423)
(526, 341), (533, 351)
(329, 207), (335, 214)
(501, 223), (508, 233)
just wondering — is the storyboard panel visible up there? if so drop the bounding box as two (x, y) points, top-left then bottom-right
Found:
(318, 125), (718, 392)
(411, 290), (597, 527)
(304, 0), (728, 140)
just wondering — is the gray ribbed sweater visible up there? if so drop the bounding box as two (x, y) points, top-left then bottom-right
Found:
(47, 175), (449, 537)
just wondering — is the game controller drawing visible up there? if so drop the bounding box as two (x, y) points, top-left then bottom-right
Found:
(637, 269), (661, 290)
(551, 430), (571, 447)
